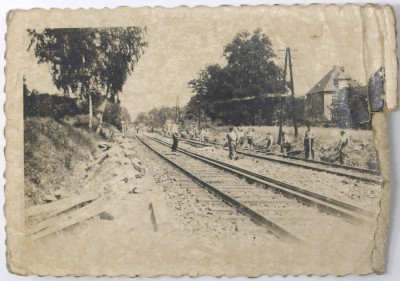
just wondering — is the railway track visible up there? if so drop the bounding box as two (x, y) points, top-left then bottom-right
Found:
(174, 137), (382, 185)
(137, 134), (375, 243)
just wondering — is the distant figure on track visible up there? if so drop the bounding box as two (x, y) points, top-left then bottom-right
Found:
(280, 131), (292, 154)
(227, 127), (238, 160)
(304, 124), (316, 160)
(172, 131), (179, 152)
(338, 130), (348, 165)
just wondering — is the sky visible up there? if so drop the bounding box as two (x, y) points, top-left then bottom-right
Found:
(24, 6), (370, 120)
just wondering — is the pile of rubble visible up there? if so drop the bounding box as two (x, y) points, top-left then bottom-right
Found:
(25, 136), (144, 240)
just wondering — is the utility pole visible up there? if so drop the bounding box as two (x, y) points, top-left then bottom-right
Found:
(287, 48), (298, 138)
(278, 50), (288, 145)
(280, 47), (298, 139)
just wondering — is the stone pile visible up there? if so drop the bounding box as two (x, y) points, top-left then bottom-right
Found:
(25, 137), (144, 240)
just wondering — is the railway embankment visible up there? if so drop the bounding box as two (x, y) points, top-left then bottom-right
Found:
(24, 117), (100, 207)
(24, 117), (172, 241)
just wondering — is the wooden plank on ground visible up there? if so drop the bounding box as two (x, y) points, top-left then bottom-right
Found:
(26, 191), (99, 218)
(28, 174), (128, 235)
(85, 153), (109, 171)
(31, 196), (110, 240)
(287, 150), (303, 156)
(27, 197), (98, 235)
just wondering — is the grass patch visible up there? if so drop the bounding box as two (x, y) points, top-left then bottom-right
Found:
(24, 117), (102, 207)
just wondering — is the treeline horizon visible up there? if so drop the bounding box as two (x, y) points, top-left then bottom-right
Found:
(134, 29), (375, 130)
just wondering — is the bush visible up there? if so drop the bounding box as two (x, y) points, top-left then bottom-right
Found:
(24, 92), (88, 119)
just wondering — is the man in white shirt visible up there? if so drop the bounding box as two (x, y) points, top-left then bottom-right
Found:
(227, 127), (237, 160)
(265, 132), (274, 150)
(304, 124), (316, 160)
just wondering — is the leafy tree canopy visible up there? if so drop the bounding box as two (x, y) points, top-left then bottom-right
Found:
(28, 27), (148, 100)
(187, 29), (286, 125)
(223, 29), (284, 95)
(189, 29), (285, 102)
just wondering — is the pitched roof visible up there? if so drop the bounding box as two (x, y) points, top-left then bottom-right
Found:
(308, 65), (352, 95)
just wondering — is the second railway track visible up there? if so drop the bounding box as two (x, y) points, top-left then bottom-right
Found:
(177, 137), (382, 184)
(137, 134), (375, 243)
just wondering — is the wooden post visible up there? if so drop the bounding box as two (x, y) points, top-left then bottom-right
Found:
(149, 203), (158, 232)
(278, 50), (288, 145)
(287, 48), (298, 138)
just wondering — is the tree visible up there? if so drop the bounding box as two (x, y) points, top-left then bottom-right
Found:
(28, 27), (148, 130)
(133, 106), (181, 129)
(329, 81), (370, 129)
(223, 29), (285, 97)
(188, 29), (286, 126)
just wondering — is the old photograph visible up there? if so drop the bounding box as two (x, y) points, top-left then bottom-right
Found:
(5, 5), (398, 276)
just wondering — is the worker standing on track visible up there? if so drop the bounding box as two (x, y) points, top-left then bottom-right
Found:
(237, 129), (246, 149)
(280, 131), (292, 154)
(338, 130), (348, 165)
(264, 132), (273, 151)
(172, 131), (180, 152)
(227, 127), (238, 160)
(304, 123), (316, 160)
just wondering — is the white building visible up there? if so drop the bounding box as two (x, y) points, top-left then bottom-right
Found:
(306, 65), (354, 121)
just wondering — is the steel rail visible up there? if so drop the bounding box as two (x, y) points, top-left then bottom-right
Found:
(281, 154), (380, 175)
(178, 138), (381, 184)
(137, 135), (300, 243)
(147, 135), (375, 224)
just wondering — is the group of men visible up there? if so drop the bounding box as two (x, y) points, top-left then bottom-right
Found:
(170, 126), (211, 153)
(226, 124), (349, 164)
(226, 127), (259, 160)
(183, 126), (211, 143)
(169, 123), (349, 165)
(300, 124), (348, 164)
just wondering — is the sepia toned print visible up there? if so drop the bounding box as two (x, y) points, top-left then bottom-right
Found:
(5, 5), (397, 276)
